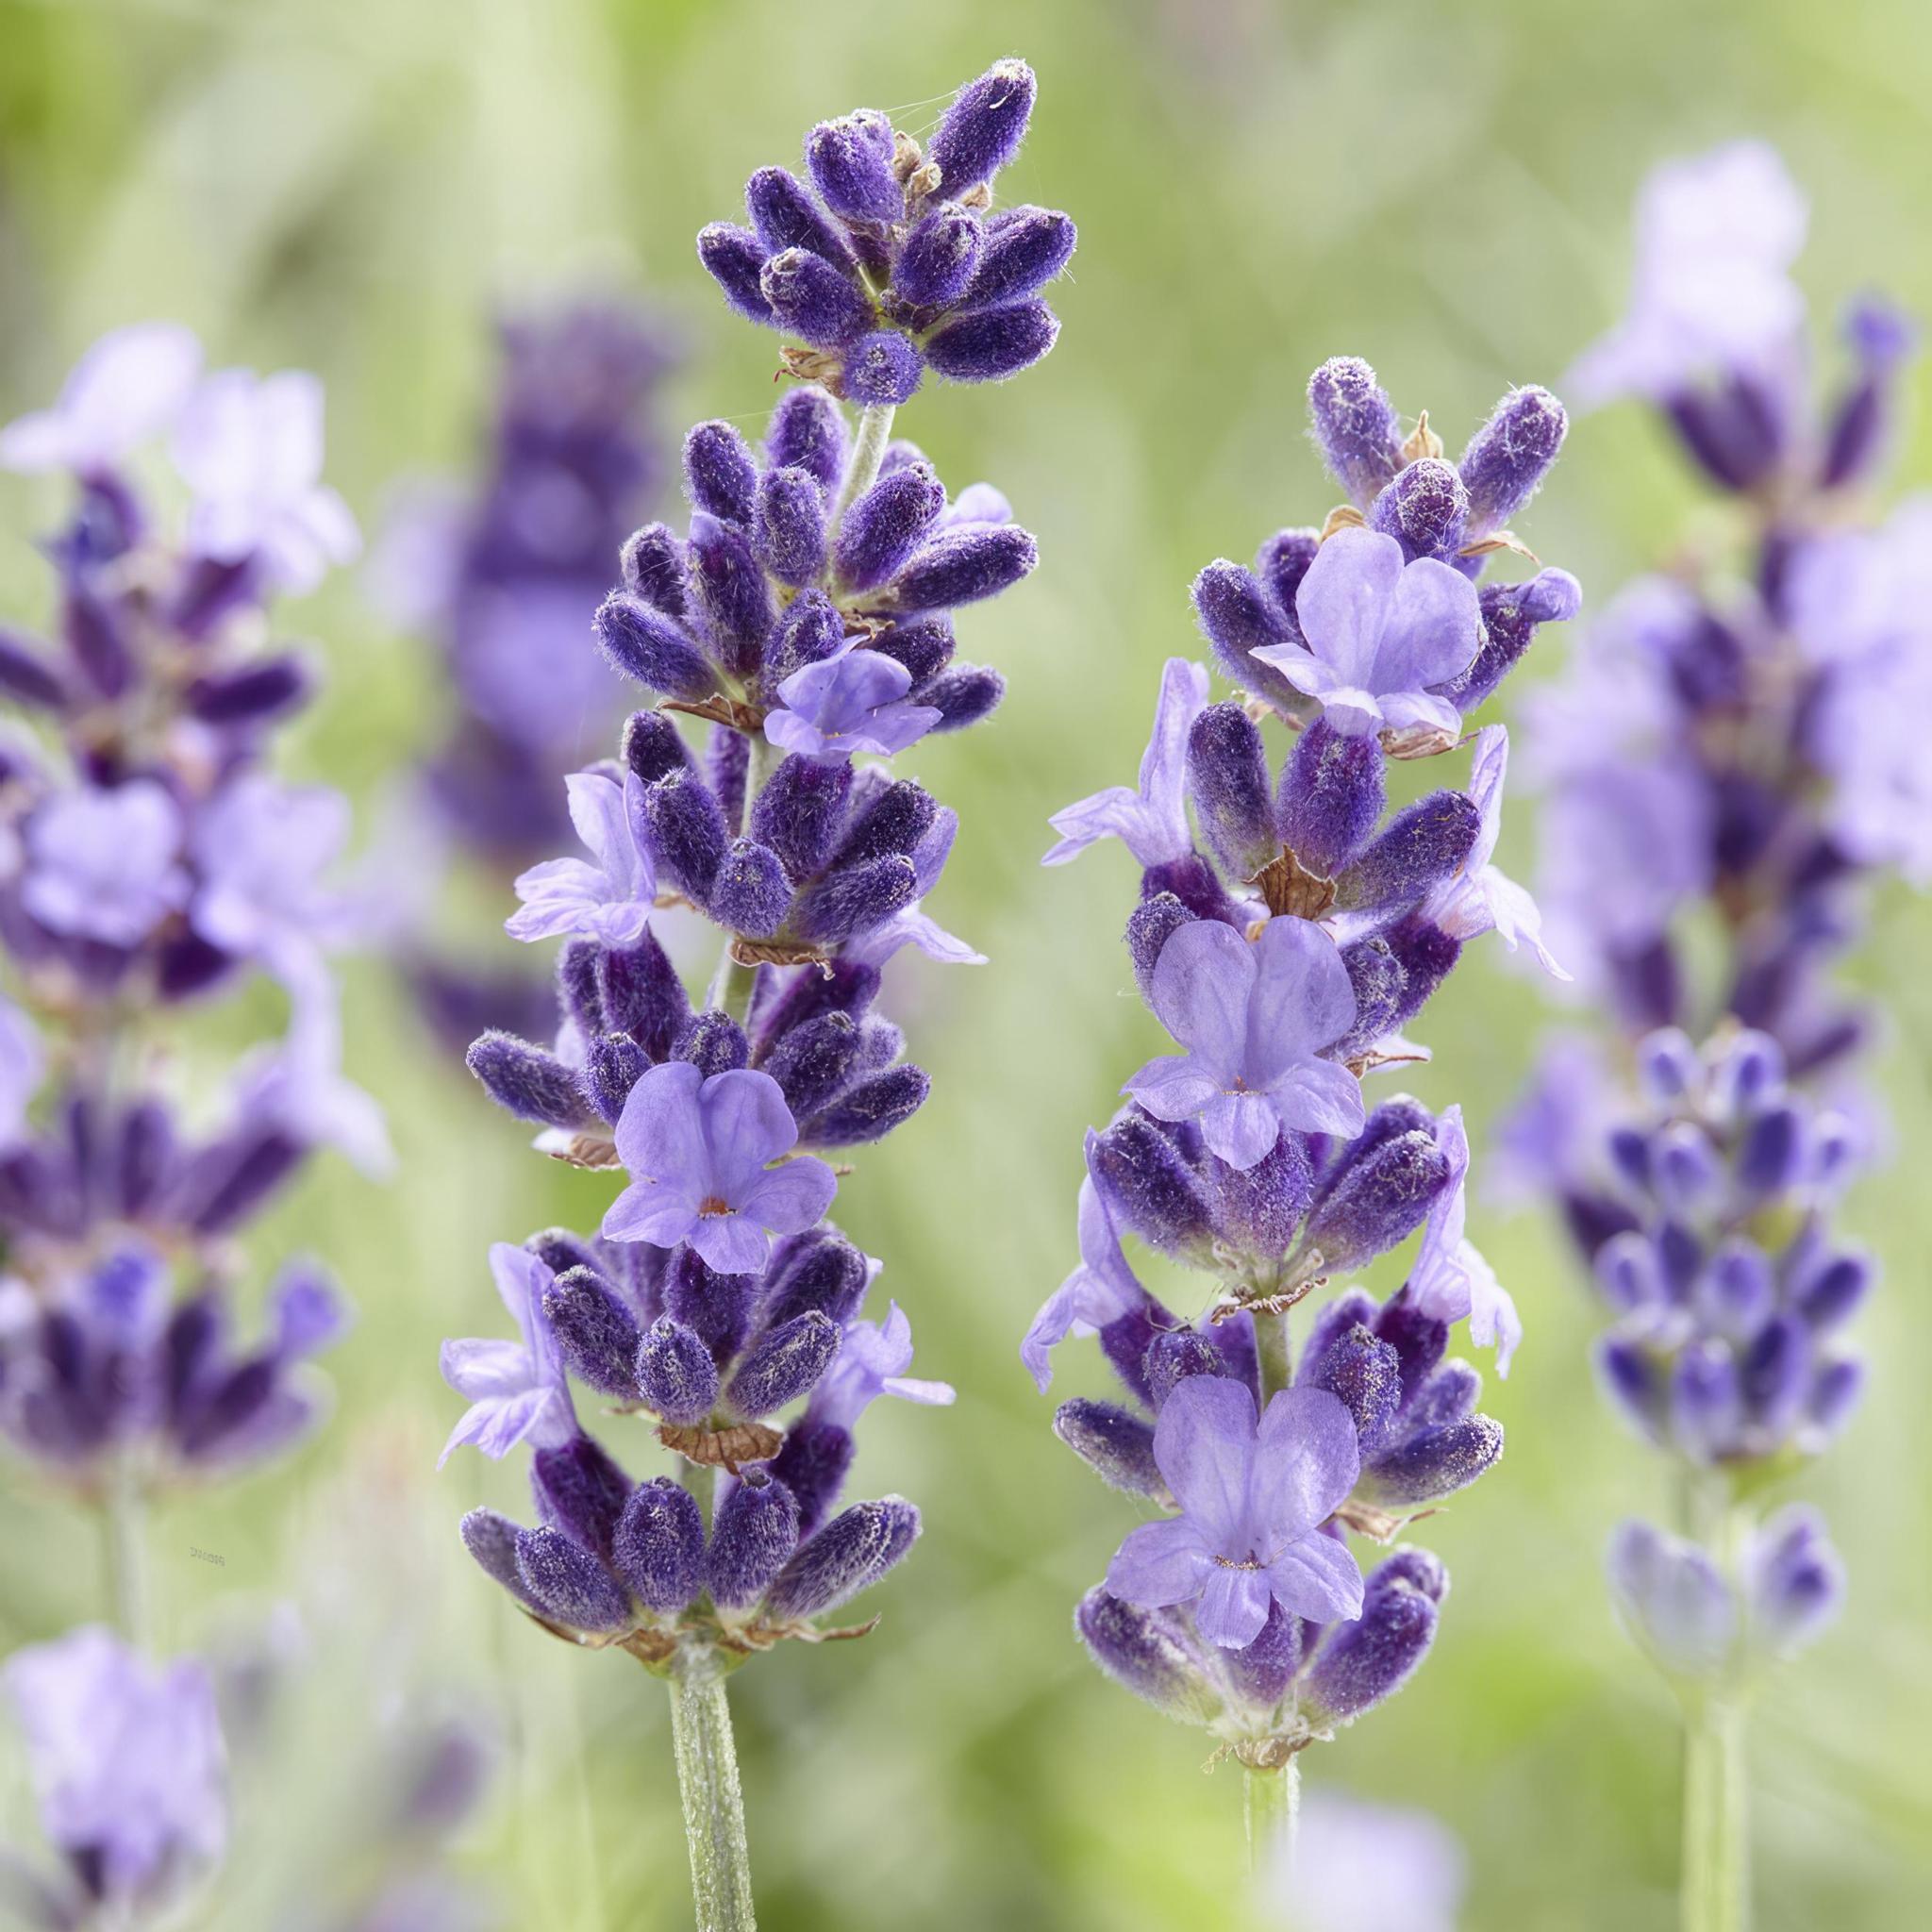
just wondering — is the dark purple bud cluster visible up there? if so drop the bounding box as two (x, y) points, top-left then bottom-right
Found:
(699, 61), (1073, 403)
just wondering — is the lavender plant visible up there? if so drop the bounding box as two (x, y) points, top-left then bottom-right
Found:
(438, 62), (1072, 1931)
(0, 325), (387, 1925)
(1031, 356), (1577, 1862)
(1505, 143), (1916, 1931)
(372, 302), (677, 1051)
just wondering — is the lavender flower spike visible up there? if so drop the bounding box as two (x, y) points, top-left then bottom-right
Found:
(1254, 528), (1480, 740)
(1044, 658), (1209, 867)
(1124, 915), (1365, 1168)
(1106, 1375), (1363, 1647)
(603, 1061), (838, 1272)
(506, 769), (657, 944)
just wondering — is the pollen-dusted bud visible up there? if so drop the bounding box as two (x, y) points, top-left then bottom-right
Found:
(1458, 385), (1568, 539)
(1186, 703), (1276, 880)
(634, 1316), (722, 1425)
(1297, 1130), (1451, 1275)
(922, 663), (1005, 730)
(514, 1525), (632, 1632)
(594, 593), (714, 701)
(642, 768), (730, 904)
(760, 247), (874, 348)
(894, 202), (984, 310)
(794, 854), (919, 946)
(697, 223), (775, 325)
(744, 165), (855, 270)
(1053, 1399), (1165, 1497)
(845, 331), (926, 407)
(461, 1508), (542, 1610)
(683, 421), (758, 523)
(923, 302), (1059, 384)
(765, 1496), (921, 1620)
(761, 1229), (871, 1329)
(687, 514), (774, 677)
(1089, 1113), (1215, 1260)
(1300, 1547), (1443, 1723)
(611, 1476), (706, 1615)
(1277, 716), (1385, 877)
(801, 1065), (930, 1147)
(889, 525), (1038, 612)
(928, 58), (1036, 192)
(543, 1266), (645, 1397)
(1330, 937), (1407, 1062)
(598, 927), (690, 1059)
(1307, 357), (1404, 508)
(1368, 458), (1469, 562)
(1333, 790), (1481, 921)
(1206, 1127), (1315, 1262)
(531, 1435), (633, 1558)
(807, 109), (903, 224)
(622, 523), (688, 614)
(765, 387), (848, 494)
(965, 206), (1076, 309)
(1142, 1329), (1227, 1411)
(1359, 1413), (1504, 1506)
(584, 1033), (649, 1125)
(1305, 1322), (1404, 1456)
(465, 1032), (593, 1128)
(750, 753), (853, 884)
(726, 1311), (841, 1418)
(706, 1470), (801, 1607)
(1074, 1588), (1223, 1725)
(710, 838), (792, 940)
(836, 463), (947, 592)
(1125, 893), (1194, 1003)
(751, 466), (828, 589)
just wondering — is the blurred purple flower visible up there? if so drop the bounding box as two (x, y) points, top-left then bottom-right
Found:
(439, 1242), (575, 1466)
(0, 323), (201, 475)
(1104, 1375), (1363, 1647)
(1254, 528), (1479, 740)
(1044, 658), (1208, 867)
(0, 997), (42, 1148)
(22, 782), (188, 946)
(231, 962), (391, 1176)
(764, 646), (942, 761)
(1262, 1792), (1466, 1932)
(192, 774), (354, 970)
(1606, 1519), (1736, 1680)
(603, 1061), (838, 1273)
(1124, 915), (1364, 1169)
(506, 770), (657, 945)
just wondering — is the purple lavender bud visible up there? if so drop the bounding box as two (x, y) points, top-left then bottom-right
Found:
(1186, 703), (1276, 879)
(1793, 1251), (1874, 1332)
(922, 301), (1060, 383)
(1808, 1357), (1864, 1438)
(765, 1497), (921, 1620)
(621, 523), (688, 613)
(1090, 1113), (1215, 1259)
(623, 709), (696, 786)
(1298, 1132), (1451, 1275)
(1652, 1123), (1722, 1217)
(664, 1248), (758, 1362)
(871, 614), (954, 687)
(765, 389), (848, 494)
(803, 1064), (930, 1146)
(684, 421), (758, 523)
(66, 588), (134, 697)
(635, 1316), (722, 1424)
(526, 1227), (605, 1279)
(761, 1228), (870, 1328)
(710, 838), (792, 940)
(833, 777), (937, 865)
(744, 467), (826, 591)
(1191, 559), (1298, 705)
(115, 1100), (177, 1218)
(1737, 1104), (1806, 1196)
(465, 1032), (592, 1128)
(1821, 300), (1916, 490)
(794, 854), (917, 945)
(766, 1418), (854, 1536)
(1255, 527), (1319, 616)
(1277, 717), (1385, 877)
(835, 464), (947, 591)
(1670, 1341), (1743, 1462)
(706, 1470), (800, 1607)
(753, 957), (878, 1049)
(923, 663), (1006, 730)
(964, 206), (1076, 308)
(1215, 1600), (1303, 1714)
(1665, 376), (1785, 493)
(1302, 1552), (1441, 1722)
(1607, 1521), (1734, 1679)
(1053, 1398), (1165, 1495)
(761, 1012), (864, 1120)
(1598, 1337), (1667, 1441)
(1334, 790), (1481, 919)
(1363, 1414), (1504, 1506)
(1636, 1028), (1700, 1105)
(599, 929), (690, 1058)
(1143, 1328), (1228, 1410)
(1443, 571), (1580, 710)
(531, 1434), (632, 1558)
(1307, 1322), (1404, 1453)
(1596, 1232), (1666, 1313)
(0, 627), (69, 709)
(744, 166), (855, 269)
(672, 1009), (750, 1078)
(807, 109), (903, 223)
(708, 724), (750, 835)
(542, 1267), (644, 1397)
(1307, 357), (1404, 507)
(761, 247), (874, 348)
(461, 1508), (542, 1609)
(890, 525), (1038, 611)
(611, 1476), (706, 1615)
(514, 1525), (631, 1632)
(556, 941), (607, 1040)
(698, 224), (776, 325)
(1693, 1241), (1774, 1337)
(1381, 917), (1460, 1031)
(844, 332), (926, 408)
(184, 653), (311, 726)
(642, 769), (729, 903)
(594, 592), (715, 701)
(1207, 1128), (1315, 1260)
(725, 1310), (841, 1418)
(1457, 386), (1567, 538)
(759, 590), (844, 691)
(929, 58), (1036, 192)
(1074, 1588), (1223, 1724)
(688, 515), (774, 677)
(751, 754), (853, 884)
(895, 202), (984, 309)
(1331, 938), (1406, 1062)
(1125, 893), (1195, 1002)
(585, 1033), (650, 1125)
(1740, 1315), (1811, 1438)
(1368, 458), (1470, 562)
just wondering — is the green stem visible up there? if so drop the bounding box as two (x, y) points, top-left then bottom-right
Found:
(1681, 1694), (1748, 1932)
(667, 1644), (758, 1932)
(1243, 1757), (1299, 1875)
(832, 403), (897, 527)
(1255, 1307), (1295, 1403)
(101, 1472), (148, 1647)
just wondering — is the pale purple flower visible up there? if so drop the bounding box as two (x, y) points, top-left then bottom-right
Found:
(3, 1625), (226, 1906)
(1421, 725), (1567, 978)
(1043, 658), (1208, 867)
(1105, 1375), (1363, 1647)
(1742, 1505), (1844, 1659)
(1568, 142), (1807, 408)
(1253, 528), (1480, 740)
(1810, 650), (1932, 882)
(1407, 1106), (1521, 1374)
(439, 1242), (575, 1466)
(763, 645), (943, 761)
(458, 583), (625, 752)
(506, 770), (658, 945)
(812, 1301), (955, 1431)
(1023, 1139), (1151, 1391)
(22, 782), (189, 946)
(170, 368), (359, 593)
(1124, 915), (1364, 1170)
(0, 996), (42, 1149)
(1785, 498), (1932, 668)
(0, 323), (201, 475)
(839, 901), (985, 968)
(1262, 1793), (1465, 1932)
(1485, 1031), (1617, 1207)
(1606, 1519), (1735, 1680)
(191, 774), (354, 970)
(603, 1061), (838, 1274)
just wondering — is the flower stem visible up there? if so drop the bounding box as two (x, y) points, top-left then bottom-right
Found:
(1681, 1693), (1749, 1932)
(832, 403), (897, 528)
(1255, 1307), (1295, 1404)
(101, 1470), (148, 1647)
(667, 1642), (758, 1932)
(1243, 1757), (1299, 1874)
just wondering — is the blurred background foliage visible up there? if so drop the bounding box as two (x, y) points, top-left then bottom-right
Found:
(2, 0), (1930, 1926)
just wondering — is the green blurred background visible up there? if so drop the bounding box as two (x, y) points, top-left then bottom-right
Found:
(3, 0), (1931, 1925)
